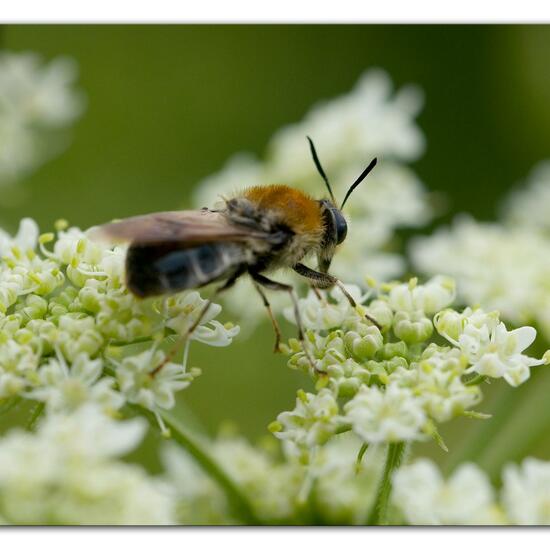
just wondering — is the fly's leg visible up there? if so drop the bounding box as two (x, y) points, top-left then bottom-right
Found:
(252, 281), (283, 353)
(293, 263), (381, 330)
(311, 285), (325, 303)
(250, 272), (320, 374)
(151, 270), (242, 377)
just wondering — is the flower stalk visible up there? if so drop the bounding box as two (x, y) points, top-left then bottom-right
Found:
(131, 404), (261, 525)
(367, 442), (406, 525)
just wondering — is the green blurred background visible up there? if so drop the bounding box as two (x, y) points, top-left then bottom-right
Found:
(2, 25), (550, 476)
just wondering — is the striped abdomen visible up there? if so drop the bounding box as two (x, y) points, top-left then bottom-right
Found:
(125, 242), (247, 297)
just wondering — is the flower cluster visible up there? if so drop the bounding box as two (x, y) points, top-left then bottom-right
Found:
(0, 51), (84, 186)
(501, 161), (550, 233)
(411, 216), (550, 334)
(162, 433), (304, 525)
(192, 70), (432, 326)
(411, 162), (550, 341)
(162, 429), (386, 525)
(0, 405), (175, 524)
(0, 218), (239, 422)
(392, 457), (550, 525)
(269, 276), (547, 461)
(162, 418), (550, 526)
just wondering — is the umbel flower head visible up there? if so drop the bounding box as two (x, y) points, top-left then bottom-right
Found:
(270, 275), (547, 458)
(0, 405), (175, 524)
(0, 51), (84, 185)
(410, 162), (550, 342)
(392, 457), (550, 525)
(391, 459), (501, 525)
(0, 218), (239, 418)
(162, 427), (386, 526)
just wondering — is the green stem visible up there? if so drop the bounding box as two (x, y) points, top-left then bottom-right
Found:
(355, 443), (369, 474)
(475, 370), (550, 480)
(367, 442), (406, 525)
(131, 405), (261, 525)
(0, 396), (22, 415)
(335, 424), (352, 435)
(442, 380), (523, 475)
(464, 374), (487, 386)
(25, 401), (45, 431)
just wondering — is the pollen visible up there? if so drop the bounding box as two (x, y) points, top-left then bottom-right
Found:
(243, 185), (323, 235)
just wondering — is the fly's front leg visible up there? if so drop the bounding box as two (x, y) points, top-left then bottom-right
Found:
(252, 281), (283, 353)
(293, 263), (381, 330)
(250, 272), (319, 374)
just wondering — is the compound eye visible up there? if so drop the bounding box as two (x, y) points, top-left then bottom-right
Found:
(333, 209), (348, 244)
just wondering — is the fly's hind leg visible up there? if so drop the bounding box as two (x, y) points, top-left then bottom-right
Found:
(151, 270), (243, 377)
(250, 272), (319, 374)
(293, 263), (381, 330)
(252, 281), (283, 353)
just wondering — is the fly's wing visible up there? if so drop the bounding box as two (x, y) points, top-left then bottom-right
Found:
(86, 209), (268, 246)
(87, 209), (282, 298)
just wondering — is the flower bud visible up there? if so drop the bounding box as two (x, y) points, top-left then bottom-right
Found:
(344, 325), (383, 359)
(434, 309), (464, 341)
(393, 311), (433, 344)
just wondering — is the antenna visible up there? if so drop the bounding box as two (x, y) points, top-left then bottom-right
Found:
(340, 158), (377, 210)
(307, 136), (336, 204)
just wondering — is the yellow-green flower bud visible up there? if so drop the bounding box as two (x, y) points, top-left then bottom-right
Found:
(434, 309), (463, 341)
(377, 341), (409, 361)
(344, 325), (383, 360)
(393, 310), (433, 344)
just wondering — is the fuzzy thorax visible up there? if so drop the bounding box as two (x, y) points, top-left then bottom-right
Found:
(227, 185), (325, 268)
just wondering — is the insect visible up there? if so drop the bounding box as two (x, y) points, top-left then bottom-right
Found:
(89, 138), (377, 373)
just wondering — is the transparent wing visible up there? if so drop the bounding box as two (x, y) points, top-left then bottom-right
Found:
(87, 209), (269, 246)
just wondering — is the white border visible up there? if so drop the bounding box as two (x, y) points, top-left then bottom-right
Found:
(1, 528), (548, 550)
(2, 0), (550, 23)
(1, 0), (549, 543)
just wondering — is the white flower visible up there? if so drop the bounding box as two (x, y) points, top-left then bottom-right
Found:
(310, 433), (385, 524)
(27, 352), (123, 413)
(161, 442), (229, 524)
(0, 218), (39, 254)
(436, 307), (545, 386)
(116, 348), (198, 411)
(465, 324), (543, 386)
(344, 384), (427, 443)
(387, 276), (456, 315)
(40, 403), (146, 459)
(165, 291), (240, 347)
(435, 306), (499, 343)
(0, 340), (38, 398)
(0, 52), (84, 184)
(390, 345), (481, 423)
(502, 458), (550, 525)
(163, 435), (303, 524)
(411, 215), (550, 337)
(271, 389), (341, 456)
(285, 284), (364, 331)
(0, 405), (175, 524)
(392, 459), (500, 525)
(501, 161), (550, 233)
(213, 435), (302, 521)
(266, 70), (425, 184)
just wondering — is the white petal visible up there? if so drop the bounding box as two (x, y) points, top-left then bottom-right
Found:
(509, 326), (537, 354)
